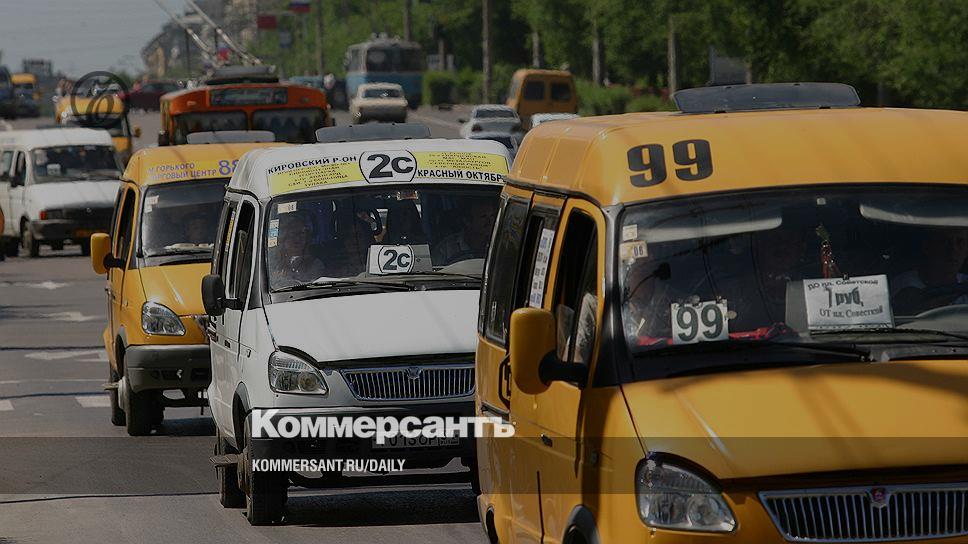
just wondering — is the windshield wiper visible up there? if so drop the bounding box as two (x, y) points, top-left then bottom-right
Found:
(645, 339), (872, 361)
(812, 327), (968, 344)
(152, 247), (212, 256)
(410, 271), (481, 282)
(274, 279), (413, 293)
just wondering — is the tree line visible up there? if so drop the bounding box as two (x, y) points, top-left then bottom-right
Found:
(248, 0), (968, 108)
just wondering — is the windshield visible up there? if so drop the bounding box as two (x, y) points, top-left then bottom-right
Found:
(140, 178), (227, 258)
(475, 109), (515, 119)
(252, 108), (325, 143)
(363, 87), (402, 98)
(365, 47), (423, 72)
(31, 145), (120, 183)
(266, 185), (500, 291)
(172, 111), (247, 144)
(620, 185), (968, 372)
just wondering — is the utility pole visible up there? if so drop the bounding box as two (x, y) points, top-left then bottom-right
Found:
(667, 15), (678, 94)
(185, 29), (192, 75)
(531, 29), (541, 68)
(591, 19), (602, 86)
(482, 0), (492, 102)
(403, 0), (412, 42)
(315, 0), (325, 76)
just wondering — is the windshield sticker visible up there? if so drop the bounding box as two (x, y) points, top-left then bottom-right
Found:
(46, 163), (61, 176)
(144, 159), (238, 183)
(622, 224), (638, 241)
(366, 244), (432, 275)
(620, 240), (647, 262)
(671, 298), (729, 344)
(277, 202), (297, 214)
(267, 151), (509, 195)
(528, 228), (556, 308)
(803, 274), (894, 330)
(267, 236), (277, 248)
(269, 219), (279, 229)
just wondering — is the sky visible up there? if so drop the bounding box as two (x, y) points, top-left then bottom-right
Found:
(0, 0), (178, 78)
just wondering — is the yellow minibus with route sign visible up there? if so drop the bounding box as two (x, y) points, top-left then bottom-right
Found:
(476, 83), (968, 544)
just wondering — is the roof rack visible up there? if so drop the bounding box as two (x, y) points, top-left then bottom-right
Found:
(206, 65), (279, 85)
(186, 130), (275, 144)
(315, 123), (431, 143)
(674, 82), (860, 114)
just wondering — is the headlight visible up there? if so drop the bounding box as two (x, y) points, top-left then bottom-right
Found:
(636, 458), (736, 533)
(141, 302), (186, 336)
(268, 351), (328, 395)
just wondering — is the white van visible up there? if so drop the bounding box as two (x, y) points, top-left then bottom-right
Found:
(203, 126), (509, 524)
(0, 128), (121, 257)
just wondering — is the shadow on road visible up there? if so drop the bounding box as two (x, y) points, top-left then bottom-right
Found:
(155, 416), (216, 437)
(283, 486), (479, 527)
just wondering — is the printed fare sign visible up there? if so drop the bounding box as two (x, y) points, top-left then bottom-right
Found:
(802, 274), (894, 330)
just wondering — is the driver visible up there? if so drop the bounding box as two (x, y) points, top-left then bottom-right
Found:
(269, 211), (326, 287)
(892, 228), (968, 314)
(432, 200), (497, 265)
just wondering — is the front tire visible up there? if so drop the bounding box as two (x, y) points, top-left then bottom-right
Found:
(79, 239), (91, 256)
(216, 429), (245, 508)
(3, 239), (17, 257)
(21, 224), (39, 258)
(109, 368), (125, 426)
(123, 377), (157, 436)
(240, 416), (287, 524)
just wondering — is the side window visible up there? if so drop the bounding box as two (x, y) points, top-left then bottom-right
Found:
(11, 152), (26, 185)
(0, 150), (12, 179)
(552, 210), (599, 365)
(480, 196), (530, 344)
(523, 80), (545, 101)
(114, 189), (137, 264)
(107, 186), (124, 242)
(213, 200), (238, 277)
(226, 202), (256, 301)
(512, 208), (561, 311)
(551, 82), (572, 102)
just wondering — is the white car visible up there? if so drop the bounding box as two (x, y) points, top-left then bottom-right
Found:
(529, 112), (579, 128)
(350, 83), (408, 123)
(466, 131), (520, 161)
(0, 127), (121, 257)
(458, 104), (522, 138)
(203, 125), (510, 524)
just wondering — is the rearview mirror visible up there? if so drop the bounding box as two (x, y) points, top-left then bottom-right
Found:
(157, 131), (169, 147)
(201, 274), (226, 316)
(457, 118), (467, 124)
(89, 233), (119, 274)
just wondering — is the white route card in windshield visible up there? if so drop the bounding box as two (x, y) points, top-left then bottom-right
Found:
(803, 274), (894, 330)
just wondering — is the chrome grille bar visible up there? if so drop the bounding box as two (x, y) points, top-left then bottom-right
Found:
(760, 483), (968, 542)
(341, 363), (475, 401)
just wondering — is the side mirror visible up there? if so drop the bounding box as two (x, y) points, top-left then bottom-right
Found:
(157, 131), (169, 147)
(457, 118), (467, 124)
(510, 308), (556, 394)
(89, 233), (117, 274)
(133, 126), (142, 138)
(201, 274), (226, 316)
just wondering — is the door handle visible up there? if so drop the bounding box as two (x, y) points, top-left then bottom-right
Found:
(540, 433), (553, 447)
(223, 340), (230, 348)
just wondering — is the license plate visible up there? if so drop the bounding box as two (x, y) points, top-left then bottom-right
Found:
(371, 435), (459, 450)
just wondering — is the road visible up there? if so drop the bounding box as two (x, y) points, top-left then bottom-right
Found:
(0, 110), (485, 544)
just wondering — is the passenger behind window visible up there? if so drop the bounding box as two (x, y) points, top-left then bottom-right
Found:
(431, 199), (497, 265)
(892, 227), (968, 315)
(326, 207), (377, 277)
(269, 211), (326, 287)
(385, 200), (426, 244)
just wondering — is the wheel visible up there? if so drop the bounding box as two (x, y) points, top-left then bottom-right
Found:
(79, 239), (91, 256)
(21, 224), (39, 258)
(109, 368), (125, 426)
(216, 429), (245, 508)
(122, 377), (156, 436)
(240, 416), (287, 524)
(3, 239), (17, 257)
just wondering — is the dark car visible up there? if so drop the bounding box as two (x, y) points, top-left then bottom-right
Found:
(0, 66), (15, 119)
(121, 80), (182, 111)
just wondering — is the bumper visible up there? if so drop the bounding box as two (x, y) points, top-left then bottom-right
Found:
(124, 344), (211, 393)
(249, 401), (476, 469)
(31, 218), (110, 242)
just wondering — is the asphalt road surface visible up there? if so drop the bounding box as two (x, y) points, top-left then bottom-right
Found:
(0, 109), (486, 544)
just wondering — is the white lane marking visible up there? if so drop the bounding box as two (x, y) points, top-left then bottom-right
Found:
(0, 400), (13, 411)
(0, 280), (70, 290)
(42, 311), (100, 322)
(75, 395), (110, 408)
(409, 111), (462, 130)
(25, 350), (104, 361)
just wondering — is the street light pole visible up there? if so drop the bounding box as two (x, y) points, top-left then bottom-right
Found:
(315, 0), (325, 76)
(482, 0), (492, 102)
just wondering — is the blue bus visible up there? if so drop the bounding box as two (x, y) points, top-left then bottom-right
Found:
(344, 37), (423, 108)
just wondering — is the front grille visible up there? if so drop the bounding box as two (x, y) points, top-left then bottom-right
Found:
(341, 364), (474, 401)
(760, 483), (968, 542)
(63, 207), (113, 225)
